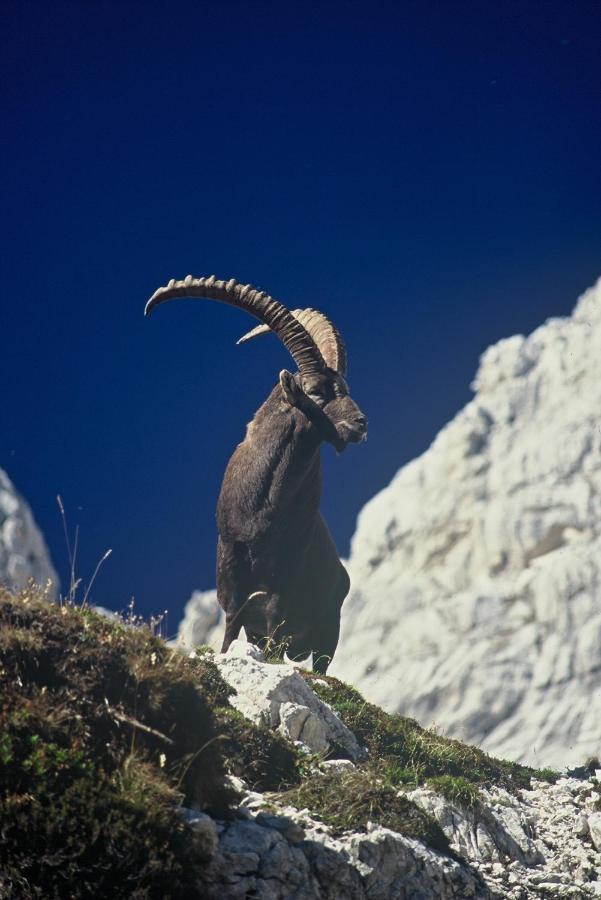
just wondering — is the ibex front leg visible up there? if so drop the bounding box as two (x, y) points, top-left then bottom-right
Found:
(217, 538), (255, 652)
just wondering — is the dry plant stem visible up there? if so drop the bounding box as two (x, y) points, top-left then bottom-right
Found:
(57, 494), (79, 603)
(82, 548), (112, 608)
(108, 708), (175, 746)
(56, 496), (112, 608)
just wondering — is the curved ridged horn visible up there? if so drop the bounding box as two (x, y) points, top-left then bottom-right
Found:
(145, 275), (326, 376)
(237, 308), (347, 376)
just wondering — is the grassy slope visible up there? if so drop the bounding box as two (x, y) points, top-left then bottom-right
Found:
(0, 587), (557, 898)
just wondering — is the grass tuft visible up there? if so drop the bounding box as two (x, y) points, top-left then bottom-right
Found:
(301, 671), (559, 799)
(277, 769), (450, 852)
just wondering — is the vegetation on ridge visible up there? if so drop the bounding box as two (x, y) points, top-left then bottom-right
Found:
(0, 585), (558, 898)
(0, 586), (301, 899)
(277, 767), (451, 851)
(301, 671), (558, 801)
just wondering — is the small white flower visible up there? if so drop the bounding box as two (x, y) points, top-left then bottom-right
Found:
(159, 753), (167, 768)
(150, 652), (157, 666)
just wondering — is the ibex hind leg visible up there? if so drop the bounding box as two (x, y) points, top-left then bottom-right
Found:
(311, 615), (341, 674)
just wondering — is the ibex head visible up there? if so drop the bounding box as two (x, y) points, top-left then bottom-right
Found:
(238, 306), (367, 447)
(145, 276), (367, 447)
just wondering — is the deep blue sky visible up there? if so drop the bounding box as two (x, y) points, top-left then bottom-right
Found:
(2, 1), (600, 627)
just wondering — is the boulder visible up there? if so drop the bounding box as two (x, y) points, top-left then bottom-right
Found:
(214, 640), (365, 761)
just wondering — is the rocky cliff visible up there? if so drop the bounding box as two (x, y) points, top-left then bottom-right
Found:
(331, 277), (601, 767)
(195, 642), (601, 900)
(0, 468), (57, 594)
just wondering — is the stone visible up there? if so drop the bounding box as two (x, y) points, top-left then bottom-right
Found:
(200, 806), (485, 899)
(321, 758), (357, 774)
(215, 640), (365, 761)
(254, 812), (306, 843)
(587, 811), (601, 851)
(407, 786), (543, 866)
(178, 807), (219, 855)
(194, 751), (601, 896)
(184, 656), (601, 897)
(575, 814), (590, 837)
(0, 468), (57, 595)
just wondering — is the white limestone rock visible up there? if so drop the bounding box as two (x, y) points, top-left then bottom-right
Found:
(213, 639), (365, 760)
(179, 651), (601, 898)
(587, 812), (601, 852)
(408, 785), (543, 867)
(177, 588), (224, 651)
(186, 759), (601, 898)
(332, 277), (601, 767)
(0, 469), (57, 595)
(321, 758), (357, 775)
(199, 804), (485, 899)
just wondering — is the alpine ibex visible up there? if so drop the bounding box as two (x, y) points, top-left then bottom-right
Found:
(145, 275), (367, 672)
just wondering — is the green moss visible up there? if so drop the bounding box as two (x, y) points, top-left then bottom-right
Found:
(0, 587), (320, 897)
(531, 767), (559, 783)
(302, 672), (559, 794)
(185, 646), (234, 708)
(277, 769), (450, 853)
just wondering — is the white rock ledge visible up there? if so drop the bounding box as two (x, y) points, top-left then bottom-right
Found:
(214, 640), (366, 761)
(196, 801), (485, 899)
(187, 647), (601, 897)
(186, 773), (601, 898)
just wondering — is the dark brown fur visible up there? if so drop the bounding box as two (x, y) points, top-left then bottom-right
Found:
(217, 369), (366, 673)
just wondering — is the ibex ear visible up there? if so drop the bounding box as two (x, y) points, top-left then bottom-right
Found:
(279, 369), (304, 407)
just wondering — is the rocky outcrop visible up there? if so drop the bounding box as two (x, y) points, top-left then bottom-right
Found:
(215, 640), (365, 760)
(0, 469), (57, 594)
(331, 277), (601, 768)
(409, 778), (601, 897)
(195, 805), (485, 899)
(183, 642), (601, 899)
(193, 777), (601, 899)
